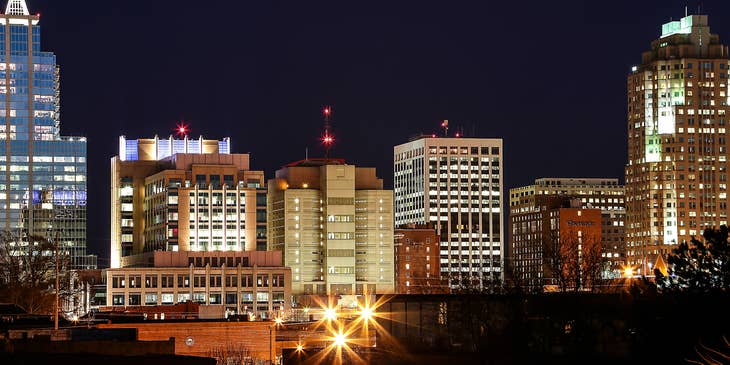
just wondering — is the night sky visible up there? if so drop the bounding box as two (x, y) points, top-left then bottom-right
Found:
(25, 0), (730, 266)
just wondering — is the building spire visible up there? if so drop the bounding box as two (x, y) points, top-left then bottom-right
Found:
(5, 0), (30, 16)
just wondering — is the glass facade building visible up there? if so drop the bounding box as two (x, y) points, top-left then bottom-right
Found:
(0, 1), (94, 268)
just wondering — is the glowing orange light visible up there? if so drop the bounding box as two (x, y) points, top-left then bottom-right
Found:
(323, 307), (337, 321)
(623, 266), (634, 277)
(333, 332), (346, 347)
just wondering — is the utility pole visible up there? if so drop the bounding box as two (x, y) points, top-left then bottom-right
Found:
(54, 229), (59, 331)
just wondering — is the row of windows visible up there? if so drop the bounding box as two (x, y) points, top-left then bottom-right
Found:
(111, 291), (285, 306)
(111, 273), (285, 288)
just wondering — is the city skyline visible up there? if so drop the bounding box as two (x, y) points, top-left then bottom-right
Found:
(14, 0), (730, 263)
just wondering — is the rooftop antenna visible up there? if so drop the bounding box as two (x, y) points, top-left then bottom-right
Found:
(685, 5), (688, 17)
(305, 147), (309, 161)
(321, 106), (334, 162)
(441, 119), (449, 137)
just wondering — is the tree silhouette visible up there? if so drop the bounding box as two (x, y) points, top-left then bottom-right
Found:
(655, 225), (730, 293)
(0, 231), (73, 314)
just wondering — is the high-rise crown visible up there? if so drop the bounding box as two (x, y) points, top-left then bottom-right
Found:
(5, 0), (29, 16)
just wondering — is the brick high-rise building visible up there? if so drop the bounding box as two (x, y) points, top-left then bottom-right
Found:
(510, 197), (602, 291)
(627, 14), (730, 275)
(509, 178), (625, 279)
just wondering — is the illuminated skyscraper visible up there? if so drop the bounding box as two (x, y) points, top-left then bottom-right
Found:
(267, 159), (395, 295)
(0, 1), (93, 268)
(110, 135), (267, 268)
(627, 14), (730, 274)
(394, 137), (504, 289)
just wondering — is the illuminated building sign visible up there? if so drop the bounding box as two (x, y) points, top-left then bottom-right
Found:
(567, 220), (596, 227)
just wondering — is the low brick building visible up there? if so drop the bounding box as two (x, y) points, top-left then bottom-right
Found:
(104, 251), (291, 319)
(98, 321), (276, 363)
(394, 224), (449, 294)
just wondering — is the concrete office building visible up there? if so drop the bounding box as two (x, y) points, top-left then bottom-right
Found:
(627, 14), (730, 274)
(110, 135), (266, 268)
(509, 178), (626, 279)
(267, 158), (395, 296)
(394, 137), (504, 289)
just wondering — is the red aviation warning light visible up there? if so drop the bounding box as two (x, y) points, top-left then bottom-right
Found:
(176, 122), (189, 137)
(322, 133), (335, 145)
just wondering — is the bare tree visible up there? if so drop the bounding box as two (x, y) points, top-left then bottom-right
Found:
(0, 231), (72, 314)
(207, 342), (257, 365)
(547, 228), (602, 292)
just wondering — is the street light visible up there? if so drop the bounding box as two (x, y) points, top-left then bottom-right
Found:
(623, 266), (634, 278)
(333, 331), (347, 347)
(358, 306), (373, 322)
(323, 307), (337, 321)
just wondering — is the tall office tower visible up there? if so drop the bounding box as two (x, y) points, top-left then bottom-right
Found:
(627, 14), (730, 274)
(110, 135), (266, 268)
(509, 178), (626, 283)
(267, 159), (395, 296)
(0, 1), (93, 268)
(394, 137), (504, 289)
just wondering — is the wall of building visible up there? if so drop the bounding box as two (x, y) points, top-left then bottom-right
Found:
(268, 161), (394, 295)
(98, 321), (276, 362)
(394, 225), (448, 294)
(105, 264), (291, 319)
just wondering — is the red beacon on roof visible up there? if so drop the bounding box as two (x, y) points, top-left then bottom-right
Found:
(175, 122), (189, 137)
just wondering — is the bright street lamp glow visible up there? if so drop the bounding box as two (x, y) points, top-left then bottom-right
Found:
(274, 317), (283, 325)
(324, 307), (337, 321)
(333, 332), (346, 347)
(359, 306), (373, 321)
(623, 267), (634, 277)
(296, 343), (304, 352)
